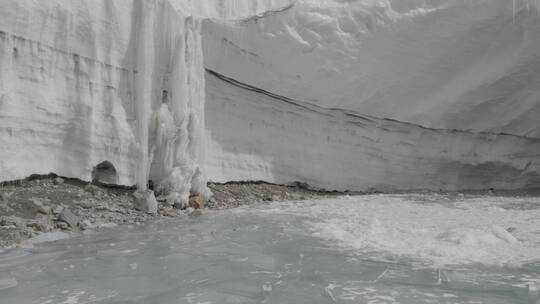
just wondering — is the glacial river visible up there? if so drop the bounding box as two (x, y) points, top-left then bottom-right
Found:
(1, 194), (539, 303)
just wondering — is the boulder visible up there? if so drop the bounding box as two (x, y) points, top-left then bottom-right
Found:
(0, 192), (13, 202)
(0, 216), (23, 227)
(189, 194), (206, 210)
(58, 209), (79, 229)
(37, 205), (52, 215)
(84, 184), (105, 198)
(133, 190), (158, 215)
(52, 205), (64, 215)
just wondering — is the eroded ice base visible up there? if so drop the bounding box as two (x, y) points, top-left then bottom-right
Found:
(1, 194), (539, 303)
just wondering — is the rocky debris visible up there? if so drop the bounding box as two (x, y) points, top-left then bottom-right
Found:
(0, 193), (14, 213)
(0, 177), (337, 248)
(189, 194), (206, 210)
(133, 190), (158, 215)
(29, 197), (45, 208)
(159, 207), (178, 217)
(79, 219), (92, 230)
(52, 205), (64, 215)
(0, 216), (23, 228)
(84, 184), (105, 199)
(206, 182), (340, 209)
(26, 215), (52, 232)
(53, 177), (64, 185)
(188, 209), (203, 217)
(57, 209), (79, 230)
(0, 192), (13, 202)
(37, 205), (52, 215)
(56, 222), (69, 230)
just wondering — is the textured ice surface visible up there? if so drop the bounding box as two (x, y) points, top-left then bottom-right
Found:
(205, 71), (540, 191)
(204, 0), (540, 136)
(202, 0), (540, 191)
(1, 0), (540, 192)
(0, 0), (210, 200)
(1, 194), (539, 303)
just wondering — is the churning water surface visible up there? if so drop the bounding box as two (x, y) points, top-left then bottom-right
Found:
(1, 194), (539, 304)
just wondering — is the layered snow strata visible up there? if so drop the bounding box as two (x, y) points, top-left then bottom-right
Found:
(203, 0), (540, 136)
(204, 70), (540, 191)
(0, 0), (209, 202)
(1, 0), (540, 193)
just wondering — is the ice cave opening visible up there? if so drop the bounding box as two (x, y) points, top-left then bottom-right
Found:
(91, 161), (119, 185)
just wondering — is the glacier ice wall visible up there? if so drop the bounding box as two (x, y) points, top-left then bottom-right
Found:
(204, 70), (540, 191)
(0, 0), (213, 202)
(203, 0), (540, 136)
(1, 0), (539, 192)
(202, 0), (540, 191)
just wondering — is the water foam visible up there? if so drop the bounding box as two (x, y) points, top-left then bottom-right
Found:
(258, 194), (540, 267)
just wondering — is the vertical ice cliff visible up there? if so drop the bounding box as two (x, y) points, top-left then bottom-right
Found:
(0, 0), (212, 203)
(203, 0), (540, 136)
(202, 0), (540, 191)
(1, 0), (539, 192)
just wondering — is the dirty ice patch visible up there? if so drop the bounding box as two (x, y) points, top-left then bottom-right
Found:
(255, 195), (540, 267)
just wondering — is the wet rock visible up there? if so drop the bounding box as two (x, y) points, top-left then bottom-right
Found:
(0, 216), (23, 228)
(133, 190), (158, 215)
(74, 200), (94, 209)
(189, 195), (206, 210)
(0, 192), (13, 202)
(84, 184), (105, 198)
(58, 209), (79, 229)
(26, 216), (52, 232)
(52, 205), (64, 215)
(80, 219), (92, 230)
(188, 210), (203, 217)
(30, 197), (44, 208)
(160, 207), (177, 217)
(56, 221), (69, 230)
(37, 205), (52, 215)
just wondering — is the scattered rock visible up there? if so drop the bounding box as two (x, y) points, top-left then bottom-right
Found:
(30, 197), (45, 208)
(84, 184), (104, 198)
(52, 205), (64, 215)
(37, 205), (52, 215)
(58, 209), (79, 229)
(0, 192), (13, 202)
(189, 194), (206, 210)
(26, 216), (52, 232)
(160, 208), (177, 217)
(56, 221), (69, 230)
(74, 200), (94, 209)
(133, 190), (158, 215)
(80, 219), (93, 230)
(1, 177), (334, 247)
(188, 210), (203, 217)
(0, 216), (23, 228)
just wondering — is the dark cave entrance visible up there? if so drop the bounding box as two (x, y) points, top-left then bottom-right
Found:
(91, 161), (119, 185)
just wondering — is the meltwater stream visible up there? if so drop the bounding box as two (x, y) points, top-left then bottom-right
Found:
(1, 194), (540, 304)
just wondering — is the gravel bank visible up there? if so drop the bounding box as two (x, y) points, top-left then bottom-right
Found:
(0, 176), (338, 248)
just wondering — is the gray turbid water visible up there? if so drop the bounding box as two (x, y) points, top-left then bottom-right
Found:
(1, 194), (539, 304)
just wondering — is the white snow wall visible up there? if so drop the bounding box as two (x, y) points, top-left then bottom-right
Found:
(204, 70), (540, 191)
(202, 0), (540, 191)
(0, 0), (209, 201)
(1, 0), (539, 193)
